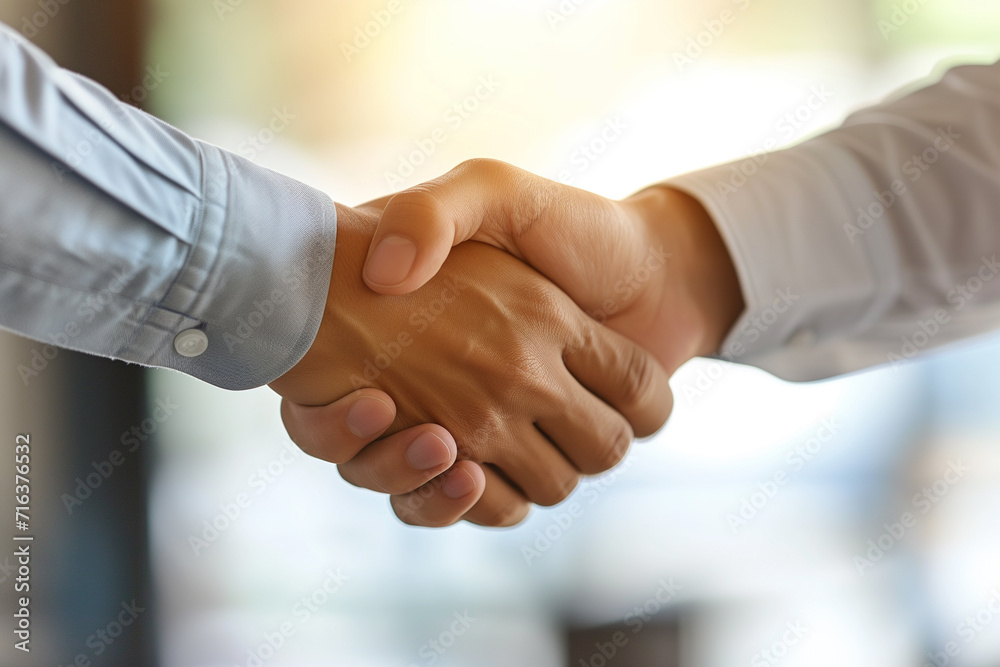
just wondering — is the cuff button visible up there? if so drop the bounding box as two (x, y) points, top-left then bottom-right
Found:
(174, 329), (209, 358)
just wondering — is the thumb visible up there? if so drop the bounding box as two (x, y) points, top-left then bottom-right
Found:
(362, 159), (544, 295)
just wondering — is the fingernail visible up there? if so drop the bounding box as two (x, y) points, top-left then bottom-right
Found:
(365, 235), (417, 288)
(405, 432), (454, 471)
(346, 396), (394, 438)
(442, 467), (477, 499)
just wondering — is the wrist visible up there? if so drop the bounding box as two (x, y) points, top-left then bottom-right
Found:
(270, 203), (375, 405)
(621, 186), (744, 362)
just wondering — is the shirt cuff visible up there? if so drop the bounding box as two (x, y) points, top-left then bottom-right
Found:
(665, 138), (900, 381)
(123, 142), (337, 390)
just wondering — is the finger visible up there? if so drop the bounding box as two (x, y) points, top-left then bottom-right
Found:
(362, 159), (543, 295)
(390, 461), (487, 528)
(462, 465), (532, 528)
(563, 319), (674, 438)
(535, 393), (634, 476)
(391, 463), (529, 529)
(280, 389), (398, 464)
(338, 424), (458, 495)
(494, 427), (580, 507)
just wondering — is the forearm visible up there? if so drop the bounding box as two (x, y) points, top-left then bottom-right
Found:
(0, 24), (336, 389)
(666, 59), (1000, 380)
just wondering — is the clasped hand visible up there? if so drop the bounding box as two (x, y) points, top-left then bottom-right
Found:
(270, 159), (743, 527)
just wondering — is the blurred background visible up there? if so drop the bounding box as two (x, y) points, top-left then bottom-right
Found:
(2, 0), (1000, 665)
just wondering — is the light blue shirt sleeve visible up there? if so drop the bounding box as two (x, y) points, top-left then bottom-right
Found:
(0, 23), (337, 390)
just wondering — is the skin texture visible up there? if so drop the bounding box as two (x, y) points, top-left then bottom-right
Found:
(363, 160), (743, 374)
(344, 160), (744, 527)
(270, 200), (675, 527)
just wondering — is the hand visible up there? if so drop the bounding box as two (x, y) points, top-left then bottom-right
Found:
(281, 390), (489, 528)
(336, 160), (743, 527)
(269, 199), (674, 527)
(362, 159), (743, 376)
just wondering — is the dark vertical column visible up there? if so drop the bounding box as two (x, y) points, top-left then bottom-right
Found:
(55, 2), (156, 662)
(55, 355), (155, 667)
(0, 1), (156, 665)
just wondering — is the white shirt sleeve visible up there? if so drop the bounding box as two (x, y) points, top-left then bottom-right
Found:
(0, 23), (337, 390)
(668, 60), (1000, 381)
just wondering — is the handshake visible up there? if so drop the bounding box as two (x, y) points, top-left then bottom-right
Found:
(269, 159), (743, 528)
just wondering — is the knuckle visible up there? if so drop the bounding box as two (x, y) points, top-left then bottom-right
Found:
(455, 411), (508, 462)
(620, 344), (658, 410)
(502, 353), (549, 397)
(458, 158), (547, 241)
(457, 157), (506, 176)
(511, 279), (572, 333)
(387, 187), (446, 224)
(565, 317), (596, 357)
